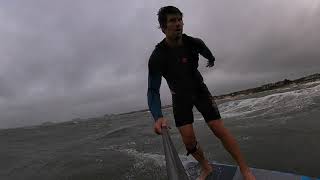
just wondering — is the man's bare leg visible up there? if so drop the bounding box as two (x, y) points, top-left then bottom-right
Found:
(207, 119), (256, 180)
(178, 124), (212, 180)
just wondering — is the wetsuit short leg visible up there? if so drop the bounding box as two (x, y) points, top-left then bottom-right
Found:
(172, 83), (221, 127)
(172, 94), (195, 127)
(194, 89), (221, 123)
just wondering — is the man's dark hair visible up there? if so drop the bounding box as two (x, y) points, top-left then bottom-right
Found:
(157, 6), (183, 31)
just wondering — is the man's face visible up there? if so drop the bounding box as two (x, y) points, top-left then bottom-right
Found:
(163, 14), (184, 40)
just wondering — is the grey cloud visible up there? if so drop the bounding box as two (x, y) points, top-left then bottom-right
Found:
(0, 1), (319, 128)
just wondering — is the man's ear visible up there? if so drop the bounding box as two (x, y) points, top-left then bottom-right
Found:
(161, 27), (166, 34)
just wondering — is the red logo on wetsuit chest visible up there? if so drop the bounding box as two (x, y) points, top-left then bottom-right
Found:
(181, 57), (188, 63)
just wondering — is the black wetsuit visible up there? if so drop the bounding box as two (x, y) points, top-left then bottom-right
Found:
(147, 34), (221, 127)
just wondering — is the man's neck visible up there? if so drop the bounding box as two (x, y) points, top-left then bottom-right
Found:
(165, 36), (183, 48)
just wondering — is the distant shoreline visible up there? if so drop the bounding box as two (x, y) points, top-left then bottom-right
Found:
(113, 73), (320, 116)
(214, 73), (320, 100)
(5, 73), (319, 130)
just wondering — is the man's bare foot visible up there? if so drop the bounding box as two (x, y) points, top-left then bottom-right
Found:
(198, 164), (213, 180)
(241, 168), (256, 180)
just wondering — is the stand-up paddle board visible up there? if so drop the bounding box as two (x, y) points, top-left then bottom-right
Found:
(161, 128), (319, 180)
(185, 161), (319, 180)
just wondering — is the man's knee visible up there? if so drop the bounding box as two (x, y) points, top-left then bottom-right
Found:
(207, 119), (227, 138)
(178, 124), (199, 155)
(182, 135), (196, 148)
(179, 124), (196, 145)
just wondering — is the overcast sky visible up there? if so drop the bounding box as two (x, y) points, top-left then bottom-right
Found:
(0, 0), (319, 129)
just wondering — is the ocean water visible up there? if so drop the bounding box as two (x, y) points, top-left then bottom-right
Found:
(1, 81), (320, 180)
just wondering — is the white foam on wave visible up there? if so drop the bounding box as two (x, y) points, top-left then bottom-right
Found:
(304, 80), (320, 86)
(195, 117), (204, 121)
(104, 125), (133, 136)
(219, 84), (320, 118)
(101, 145), (195, 168)
(101, 145), (166, 167)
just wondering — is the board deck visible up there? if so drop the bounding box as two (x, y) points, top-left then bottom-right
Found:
(184, 161), (319, 180)
(161, 128), (318, 180)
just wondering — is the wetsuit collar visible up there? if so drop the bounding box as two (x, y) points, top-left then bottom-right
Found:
(157, 34), (189, 50)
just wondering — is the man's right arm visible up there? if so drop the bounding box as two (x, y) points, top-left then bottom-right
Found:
(147, 50), (169, 135)
(147, 51), (164, 122)
(147, 70), (163, 121)
(148, 70), (169, 134)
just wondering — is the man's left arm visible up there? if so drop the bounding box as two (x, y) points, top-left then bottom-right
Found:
(194, 38), (215, 67)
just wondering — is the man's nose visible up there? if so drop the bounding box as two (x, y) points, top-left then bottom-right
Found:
(176, 21), (183, 27)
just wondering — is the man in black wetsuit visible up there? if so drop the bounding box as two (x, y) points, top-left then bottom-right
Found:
(147, 6), (255, 180)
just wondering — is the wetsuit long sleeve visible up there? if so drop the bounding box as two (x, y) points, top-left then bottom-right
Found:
(147, 71), (163, 121)
(194, 38), (215, 62)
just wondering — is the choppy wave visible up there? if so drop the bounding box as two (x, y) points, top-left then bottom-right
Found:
(219, 84), (320, 118)
(101, 145), (196, 167)
(100, 146), (165, 166)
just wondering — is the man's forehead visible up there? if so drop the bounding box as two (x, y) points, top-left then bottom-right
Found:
(167, 14), (182, 20)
